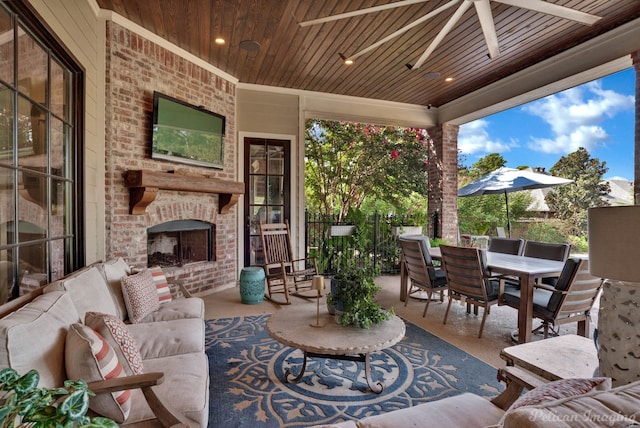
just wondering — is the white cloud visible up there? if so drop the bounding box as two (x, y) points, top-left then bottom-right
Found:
(522, 80), (634, 154)
(458, 119), (513, 154)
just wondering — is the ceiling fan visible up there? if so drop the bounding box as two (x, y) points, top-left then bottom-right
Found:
(299, 0), (602, 70)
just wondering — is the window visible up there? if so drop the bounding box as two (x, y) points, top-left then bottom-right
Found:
(0, 1), (83, 303)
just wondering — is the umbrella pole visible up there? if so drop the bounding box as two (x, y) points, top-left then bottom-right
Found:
(505, 191), (511, 238)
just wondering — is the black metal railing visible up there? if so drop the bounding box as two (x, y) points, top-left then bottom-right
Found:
(305, 211), (427, 275)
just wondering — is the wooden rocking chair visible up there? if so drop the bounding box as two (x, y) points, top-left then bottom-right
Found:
(259, 221), (318, 304)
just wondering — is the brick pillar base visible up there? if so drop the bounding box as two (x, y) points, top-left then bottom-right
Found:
(427, 124), (460, 245)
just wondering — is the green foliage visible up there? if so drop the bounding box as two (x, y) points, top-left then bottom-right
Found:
(458, 191), (532, 235)
(324, 208), (392, 329)
(521, 220), (566, 244)
(305, 119), (430, 220)
(466, 153), (507, 179)
(547, 147), (609, 236)
(328, 266), (393, 329)
(0, 368), (117, 428)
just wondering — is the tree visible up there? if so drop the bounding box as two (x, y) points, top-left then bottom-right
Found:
(547, 147), (610, 236)
(304, 119), (430, 220)
(468, 153), (507, 179)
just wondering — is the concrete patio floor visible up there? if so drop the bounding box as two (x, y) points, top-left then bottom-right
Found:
(201, 274), (599, 369)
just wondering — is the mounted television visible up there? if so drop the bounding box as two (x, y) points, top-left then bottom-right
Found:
(151, 91), (225, 169)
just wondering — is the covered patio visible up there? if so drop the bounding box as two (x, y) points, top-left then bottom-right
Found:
(10, 0), (640, 287)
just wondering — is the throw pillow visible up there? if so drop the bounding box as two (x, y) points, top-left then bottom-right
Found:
(65, 323), (131, 423)
(148, 266), (173, 303)
(121, 269), (160, 323)
(85, 311), (144, 375)
(506, 377), (611, 414)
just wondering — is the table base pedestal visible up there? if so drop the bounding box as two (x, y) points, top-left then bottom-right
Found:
(284, 351), (384, 394)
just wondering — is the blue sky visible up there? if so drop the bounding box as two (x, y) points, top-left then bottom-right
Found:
(458, 68), (636, 180)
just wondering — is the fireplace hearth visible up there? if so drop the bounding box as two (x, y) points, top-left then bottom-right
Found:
(147, 220), (214, 267)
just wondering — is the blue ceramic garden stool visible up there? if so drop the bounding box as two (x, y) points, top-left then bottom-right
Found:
(239, 267), (266, 304)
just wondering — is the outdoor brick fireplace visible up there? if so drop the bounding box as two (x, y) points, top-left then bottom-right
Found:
(103, 21), (240, 295)
(147, 220), (214, 267)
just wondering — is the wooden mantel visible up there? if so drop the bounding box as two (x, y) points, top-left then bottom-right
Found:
(123, 170), (244, 215)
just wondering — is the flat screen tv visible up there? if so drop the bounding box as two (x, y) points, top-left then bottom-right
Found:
(151, 91), (225, 169)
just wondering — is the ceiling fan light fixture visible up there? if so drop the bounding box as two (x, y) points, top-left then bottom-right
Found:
(339, 53), (354, 65)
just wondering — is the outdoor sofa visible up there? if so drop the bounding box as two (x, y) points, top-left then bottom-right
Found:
(316, 377), (640, 427)
(0, 258), (209, 427)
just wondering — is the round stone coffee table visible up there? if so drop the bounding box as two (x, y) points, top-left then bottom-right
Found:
(266, 304), (405, 393)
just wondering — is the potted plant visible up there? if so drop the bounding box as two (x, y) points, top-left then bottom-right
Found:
(327, 262), (393, 329)
(0, 367), (117, 428)
(325, 209), (393, 329)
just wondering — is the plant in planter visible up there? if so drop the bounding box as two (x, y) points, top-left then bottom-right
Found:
(326, 209), (393, 329)
(327, 263), (393, 329)
(0, 368), (117, 428)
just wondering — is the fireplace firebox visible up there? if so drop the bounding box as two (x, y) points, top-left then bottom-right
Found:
(147, 220), (214, 267)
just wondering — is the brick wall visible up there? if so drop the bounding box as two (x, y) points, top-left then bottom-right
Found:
(427, 124), (460, 245)
(104, 21), (237, 294)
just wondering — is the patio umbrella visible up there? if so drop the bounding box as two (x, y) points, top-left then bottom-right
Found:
(457, 167), (573, 237)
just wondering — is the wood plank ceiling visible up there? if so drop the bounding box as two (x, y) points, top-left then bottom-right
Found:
(96, 0), (640, 107)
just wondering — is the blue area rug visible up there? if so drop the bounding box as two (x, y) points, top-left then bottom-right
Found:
(206, 315), (503, 428)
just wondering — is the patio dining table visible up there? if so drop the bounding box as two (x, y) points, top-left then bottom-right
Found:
(429, 248), (565, 344)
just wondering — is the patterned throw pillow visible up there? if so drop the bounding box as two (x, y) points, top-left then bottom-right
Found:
(121, 269), (160, 323)
(148, 266), (173, 304)
(85, 311), (144, 375)
(65, 323), (131, 423)
(508, 377), (611, 411)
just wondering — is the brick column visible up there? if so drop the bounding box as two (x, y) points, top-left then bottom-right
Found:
(634, 51), (640, 204)
(426, 124), (459, 245)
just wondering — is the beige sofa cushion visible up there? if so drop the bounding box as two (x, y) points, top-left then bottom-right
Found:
(45, 265), (119, 320)
(100, 258), (132, 320)
(356, 393), (504, 428)
(127, 352), (210, 428)
(127, 318), (204, 360)
(140, 297), (205, 322)
(501, 380), (640, 428)
(0, 291), (79, 387)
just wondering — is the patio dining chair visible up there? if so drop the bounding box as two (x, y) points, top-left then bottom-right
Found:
(259, 221), (318, 305)
(439, 245), (502, 338)
(500, 258), (602, 338)
(522, 241), (571, 286)
(398, 236), (447, 317)
(488, 237), (525, 255)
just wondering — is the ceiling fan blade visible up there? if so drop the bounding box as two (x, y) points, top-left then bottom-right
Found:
(298, 0), (431, 27)
(474, 0), (500, 58)
(348, 0), (460, 61)
(413, 0), (472, 70)
(494, 0), (601, 25)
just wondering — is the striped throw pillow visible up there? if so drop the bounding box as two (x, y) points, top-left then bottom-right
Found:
(85, 311), (144, 375)
(65, 323), (131, 423)
(148, 266), (173, 303)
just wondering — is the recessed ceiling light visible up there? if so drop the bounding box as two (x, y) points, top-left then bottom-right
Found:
(445, 77), (454, 82)
(214, 38), (225, 45)
(239, 40), (261, 52)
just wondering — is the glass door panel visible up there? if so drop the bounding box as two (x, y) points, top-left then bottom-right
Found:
(244, 138), (290, 267)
